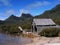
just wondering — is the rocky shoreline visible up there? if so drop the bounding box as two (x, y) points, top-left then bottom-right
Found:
(26, 37), (60, 45)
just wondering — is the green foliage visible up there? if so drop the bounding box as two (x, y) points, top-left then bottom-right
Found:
(58, 32), (60, 37)
(39, 28), (60, 37)
(53, 19), (60, 25)
(21, 22), (32, 29)
(0, 25), (22, 34)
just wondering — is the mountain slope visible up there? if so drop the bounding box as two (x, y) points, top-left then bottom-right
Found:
(0, 20), (4, 25)
(35, 4), (60, 19)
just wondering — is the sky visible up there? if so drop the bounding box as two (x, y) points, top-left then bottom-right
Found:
(0, 0), (60, 20)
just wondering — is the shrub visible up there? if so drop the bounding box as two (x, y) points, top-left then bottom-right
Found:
(38, 28), (60, 37)
(58, 32), (60, 37)
(0, 25), (22, 34)
(53, 19), (60, 25)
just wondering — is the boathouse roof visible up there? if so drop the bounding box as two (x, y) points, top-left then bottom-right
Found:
(33, 19), (56, 25)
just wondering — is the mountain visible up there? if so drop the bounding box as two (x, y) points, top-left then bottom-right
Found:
(5, 15), (20, 22)
(3, 15), (20, 25)
(35, 4), (60, 19)
(20, 13), (33, 21)
(21, 13), (33, 18)
(5, 13), (33, 22)
(2, 14), (33, 28)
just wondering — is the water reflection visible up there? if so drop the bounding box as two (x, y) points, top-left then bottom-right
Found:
(0, 33), (31, 45)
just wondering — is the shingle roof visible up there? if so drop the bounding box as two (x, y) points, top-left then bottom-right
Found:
(33, 19), (55, 25)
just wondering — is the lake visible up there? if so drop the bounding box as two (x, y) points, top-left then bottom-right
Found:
(0, 33), (32, 45)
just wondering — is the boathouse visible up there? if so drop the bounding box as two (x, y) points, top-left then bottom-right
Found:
(32, 19), (56, 34)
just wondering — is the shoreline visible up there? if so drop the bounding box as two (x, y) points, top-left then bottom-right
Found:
(26, 37), (60, 45)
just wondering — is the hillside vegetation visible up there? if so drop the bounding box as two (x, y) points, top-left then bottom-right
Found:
(38, 28), (60, 37)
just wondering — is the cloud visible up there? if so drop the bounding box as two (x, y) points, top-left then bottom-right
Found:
(0, 0), (11, 6)
(55, 0), (60, 4)
(19, 9), (30, 16)
(56, 0), (60, 1)
(19, 1), (51, 15)
(5, 9), (30, 17)
(25, 1), (51, 10)
(0, 9), (16, 20)
(0, 17), (5, 20)
(0, 13), (7, 20)
(5, 9), (16, 16)
(0, 9), (18, 20)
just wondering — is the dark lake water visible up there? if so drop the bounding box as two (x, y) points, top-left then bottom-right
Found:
(0, 33), (32, 45)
